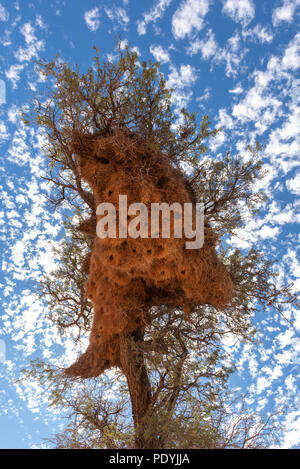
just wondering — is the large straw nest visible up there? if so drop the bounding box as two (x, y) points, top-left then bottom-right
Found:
(65, 129), (234, 378)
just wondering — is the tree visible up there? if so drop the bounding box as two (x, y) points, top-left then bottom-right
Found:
(24, 44), (299, 449)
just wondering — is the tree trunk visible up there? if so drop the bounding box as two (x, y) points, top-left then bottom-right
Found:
(119, 328), (162, 449)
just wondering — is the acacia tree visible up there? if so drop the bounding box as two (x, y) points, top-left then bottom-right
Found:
(43, 384), (283, 449)
(25, 45), (298, 449)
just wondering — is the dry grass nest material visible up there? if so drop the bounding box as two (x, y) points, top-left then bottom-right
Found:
(65, 128), (234, 378)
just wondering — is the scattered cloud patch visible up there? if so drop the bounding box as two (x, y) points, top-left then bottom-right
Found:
(229, 85), (243, 94)
(281, 33), (300, 71)
(137, 0), (172, 35)
(232, 86), (281, 124)
(5, 64), (25, 89)
(1, 28), (12, 47)
(196, 87), (211, 103)
(187, 28), (217, 58)
(150, 44), (170, 63)
(172, 0), (210, 40)
(84, 7), (101, 32)
(286, 172), (300, 195)
(264, 99), (300, 170)
(222, 0), (255, 27)
(14, 22), (44, 62)
(119, 38), (128, 50)
(35, 14), (46, 29)
(166, 63), (197, 116)
(242, 24), (274, 43)
(0, 3), (9, 21)
(282, 411), (300, 448)
(105, 6), (129, 28)
(217, 108), (235, 129)
(272, 0), (300, 27)
(166, 63), (197, 89)
(256, 224), (280, 241)
(7, 126), (31, 166)
(20, 22), (37, 44)
(214, 32), (248, 77)
(0, 121), (9, 142)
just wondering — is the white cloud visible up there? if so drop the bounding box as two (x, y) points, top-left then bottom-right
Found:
(5, 64), (25, 88)
(0, 3), (9, 21)
(106, 53), (118, 63)
(217, 108), (235, 129)
(7, 127), (31, 165)
(166, 63), (197, 89)
(242, 25), (273, 44)
(264, 201), (300, 225)
(105, 6), (129, 27)
(196, 87), (211, 103)
(84, 7), (101, 32)
(286, 172), (300, 195)
(166, 64), (197, 117)
(282, 33), (300, 71)
(214, 32), (247, 77)
(285, 375), (297, 392)
(20, 22), (36, 44)
(265, 105), (300, 168)
(282, 411), (300, 448)
(1, 28), (12, 47)
(255, 375), (270, 394)
(0, 121), (9, 142)
(272, 0), (300, 27)
(137, 0), (172, 35)
(256, 225), (280, 240)
(14, 22), (45, 62)
(150, 44), (170, 63)
(229, 85), (243, 94)
(35, 14), (46, 29)
(187, 28), (217, 58)
(229, 43), (300, 130)
(249, 34), (300, 91)
(209, 130), (226, 152)
(131, 46), (140, 56)
(15, 43), (44, 63)
(232, 87), (281, 123)
(222, 0), (255, 27)
(277, 329), (295, 348)
(119, 39), (128, 50)
(172, 0), (210, 40)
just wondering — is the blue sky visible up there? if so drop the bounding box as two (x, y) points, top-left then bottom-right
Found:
(0, 0), (299, 449)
